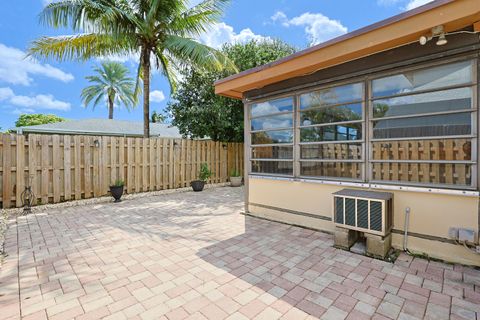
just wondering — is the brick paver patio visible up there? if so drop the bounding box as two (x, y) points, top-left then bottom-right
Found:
(1, 187), (479, 320)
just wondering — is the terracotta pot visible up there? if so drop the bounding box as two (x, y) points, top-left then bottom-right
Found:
(230, 176), (243, 187)
(191, 180), (205, 192)
(109, 185), (124, 202)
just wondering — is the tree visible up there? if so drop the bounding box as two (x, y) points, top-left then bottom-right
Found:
(151, 110), (166, 123)
(167, 39), (296, 142)
(81, 61), (137, 119)
(15, 114), (66, 127)
(28, 0), (236, 137)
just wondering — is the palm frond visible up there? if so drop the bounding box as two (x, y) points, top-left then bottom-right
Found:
(28, 33), (134, 62)
(157, 51), (179, 92)
(169, 0), (230, 36)
(164, 34), (237, 73)
(40, 0), (140, 35)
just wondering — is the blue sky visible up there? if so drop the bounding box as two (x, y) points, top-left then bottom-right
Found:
(0, 0), (432, 130)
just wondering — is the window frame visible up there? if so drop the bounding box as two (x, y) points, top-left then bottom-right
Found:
(248, 95), (296, 177)
(367, 58), (477, 189)
(296, 81), (366, 182)
(246, 56), (478, 190)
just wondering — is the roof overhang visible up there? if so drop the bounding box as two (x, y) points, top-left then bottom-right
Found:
(214, 0), (480, 100)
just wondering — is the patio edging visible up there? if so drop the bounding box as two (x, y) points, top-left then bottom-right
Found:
(2, 182), (231, 217)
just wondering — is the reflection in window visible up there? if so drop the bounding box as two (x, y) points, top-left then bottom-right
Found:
(251, 113), (293, 131)
(252, 130), (293, 144)
(370, 60), (475, 188)
(301, 123), (362, 142)
(373, 88), (472, 118)
(251, 97), (293, 117)
(252, 161), (293, 175)
(252, 146), (293, 159)
(371, 139), (471, 161)
(300, 162), (361, 179)
(371, 163), (472, 187)
(300, 83), (363, 109)
(250, 97), (294, 176)
(300, 103), (362, 125)
(373, 106), (471, 139)
(372, 60), (472, 97)
(301, 144), (362, 160)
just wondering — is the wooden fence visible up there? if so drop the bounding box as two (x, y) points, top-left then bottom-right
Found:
(0, 133), (244, 209)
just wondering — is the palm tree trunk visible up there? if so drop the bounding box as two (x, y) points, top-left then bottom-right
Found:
(108, 94), (114, 119)
(142, 49), (151, 138)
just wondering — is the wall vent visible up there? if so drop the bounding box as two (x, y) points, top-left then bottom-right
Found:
(333, 189), (393, 236)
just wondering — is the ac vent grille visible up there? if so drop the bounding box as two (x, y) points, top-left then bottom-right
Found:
(332, 189), (393, 236)
(370, 201), (383, 232)
(335, 197), (344, 224)
(357, 200), (369, 229)
(345, 198), (356, 226)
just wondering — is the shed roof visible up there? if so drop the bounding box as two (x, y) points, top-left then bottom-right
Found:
(214, 0), (480, 99)
(13, 119), (183, 138)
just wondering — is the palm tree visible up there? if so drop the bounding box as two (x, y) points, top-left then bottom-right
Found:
(81, 61), (136, 119)
(28, 0), (236, 137)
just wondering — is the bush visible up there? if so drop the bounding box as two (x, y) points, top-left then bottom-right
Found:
(230, 169), (241, 177)
(111, 179), (125, 187)
(198, 163), (213, 182)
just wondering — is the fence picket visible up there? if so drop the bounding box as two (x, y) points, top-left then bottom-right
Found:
(16, 134), (25, 207)
(2, 135), (12, 208)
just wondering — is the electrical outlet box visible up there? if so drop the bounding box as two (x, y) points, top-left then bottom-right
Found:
(458, 228), (475, 243)
(448, 227), (459, 240)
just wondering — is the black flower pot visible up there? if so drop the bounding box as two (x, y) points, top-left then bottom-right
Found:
(110, 185), (124, 202)
(191, 180), (205, 192)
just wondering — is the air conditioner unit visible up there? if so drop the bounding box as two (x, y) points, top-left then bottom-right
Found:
(333, 189), (393, 236)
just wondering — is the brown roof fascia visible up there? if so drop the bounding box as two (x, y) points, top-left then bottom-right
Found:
(215, 0), (480, 99)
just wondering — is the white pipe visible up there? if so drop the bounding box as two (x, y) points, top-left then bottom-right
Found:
(403, 207), (411, 252)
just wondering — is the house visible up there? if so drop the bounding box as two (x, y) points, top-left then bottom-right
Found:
(12, 118), (183, 138)
(215, 0), (480, 266)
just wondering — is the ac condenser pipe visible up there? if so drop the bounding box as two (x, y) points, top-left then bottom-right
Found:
(403, 207), (411, 253)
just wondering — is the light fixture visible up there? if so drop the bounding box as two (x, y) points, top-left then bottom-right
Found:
(94, 139), (100, 148)
(419, 36), (429, 45)
(419, 25), (448, 46)
(436, 33), (448, 46)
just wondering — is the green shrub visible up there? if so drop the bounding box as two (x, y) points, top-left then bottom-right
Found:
(111, 179), (125, 187)
(199, 163), (213, 182)
(230, 168), (241, 177)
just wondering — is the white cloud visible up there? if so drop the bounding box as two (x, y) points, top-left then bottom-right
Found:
(270, 11), (289, 26)
(0, 87), (14, 101)
(199, 22), (271, 49)
(405, 0), (434, 10)
(270, 11), (347, 46)
(150, 90), (166, 103)
(0, 43), (74, 86)
(0, 87), (71, 111)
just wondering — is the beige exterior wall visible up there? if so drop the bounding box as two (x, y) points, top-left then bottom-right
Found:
(248, 177), (480, 266)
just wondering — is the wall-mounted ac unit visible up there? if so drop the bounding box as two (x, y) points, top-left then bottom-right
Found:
(333, 189), (393, 236)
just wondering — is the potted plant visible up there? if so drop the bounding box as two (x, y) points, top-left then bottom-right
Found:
(191, 163), (212, 192)
(229, 169), (243, 187)
(110, 179), (125, 202)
